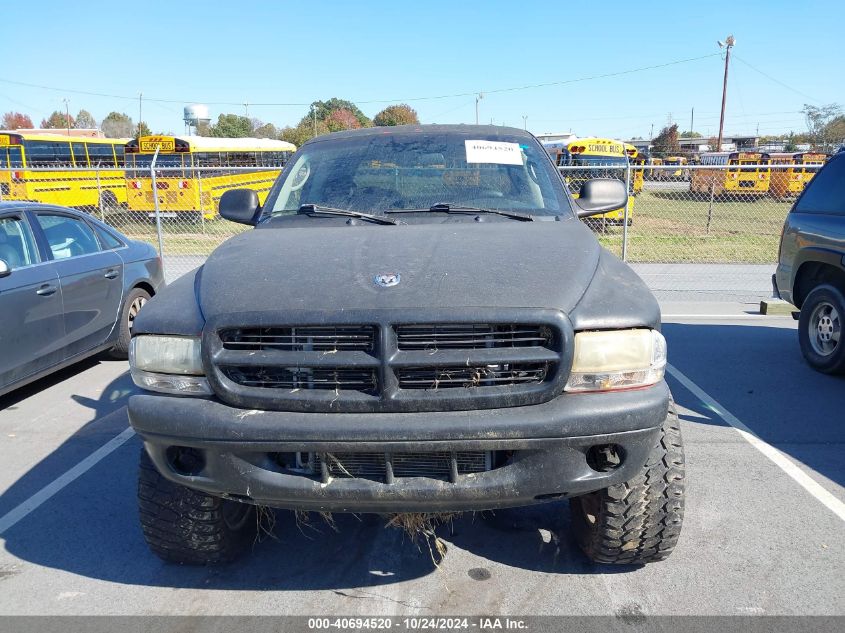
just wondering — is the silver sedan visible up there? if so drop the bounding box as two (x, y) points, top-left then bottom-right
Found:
(0, 202), (164, 396)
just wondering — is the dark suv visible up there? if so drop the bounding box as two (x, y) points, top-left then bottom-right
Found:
(128, 125), (684, 566)
(775, 150), (845, 374)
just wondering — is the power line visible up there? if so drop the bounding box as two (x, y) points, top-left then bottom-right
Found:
(0, 52), (722, 109)
(732, 55), (820, 104)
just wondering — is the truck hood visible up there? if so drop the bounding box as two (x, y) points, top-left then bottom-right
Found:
(197, 219), (601, 317)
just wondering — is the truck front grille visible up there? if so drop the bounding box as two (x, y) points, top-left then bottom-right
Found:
(396, 363), (549, 390)
(305, 451), (491, 483)
(222, 366), (378, 394)
(396, 324), (552, 350)
(220, 325), (376, 352)
(207, 312), (568, 413)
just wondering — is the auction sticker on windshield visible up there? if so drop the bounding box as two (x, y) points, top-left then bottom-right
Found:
(465, 140), (523, 165)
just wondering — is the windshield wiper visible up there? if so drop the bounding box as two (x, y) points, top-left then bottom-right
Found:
(298, 204), (399, 225)
(387, 203), (533, 222)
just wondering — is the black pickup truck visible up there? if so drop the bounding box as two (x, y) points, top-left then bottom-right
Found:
(128, 125), (684, 565)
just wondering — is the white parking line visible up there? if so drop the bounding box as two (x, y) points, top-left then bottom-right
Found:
(667, 364), (845, 522)
(0, 427), (136, 537)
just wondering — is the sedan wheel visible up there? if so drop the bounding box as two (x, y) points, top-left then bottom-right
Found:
(108, 287), (152, 359)
(128, 295), (148, 333)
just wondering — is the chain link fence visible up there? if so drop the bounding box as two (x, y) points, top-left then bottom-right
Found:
(1, 162), (817, 303)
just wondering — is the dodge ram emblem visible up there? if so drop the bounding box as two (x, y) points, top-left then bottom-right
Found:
(374, 273), (400, 287)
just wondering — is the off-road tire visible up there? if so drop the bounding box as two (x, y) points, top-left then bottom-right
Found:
(108, 287), (150, 359)
(798, 284), (845, 374)
(138, 449), (256, 564)
(570, 400), (685, 564)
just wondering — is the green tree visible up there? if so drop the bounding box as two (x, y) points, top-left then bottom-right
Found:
(324, 108), (361, 132)
(803, 103), (842, 149)
(373, 104), (419, 127)
(137, 121), (152, 138)
(101, 112), (135, 137)
(679, 130), (702, 138)
(652, 124), (680, 157)
(74, 109), (97, 129)
(279, 121), (330, 147)
(308, 98), (371, 128)
(41, 110), (75, 129)
(783, 133), (799, 152)
(1, 111), (33, 129)
(252, 121), (278, 138)
(823, 115), (845, 147)
(209, 113), (253, 137)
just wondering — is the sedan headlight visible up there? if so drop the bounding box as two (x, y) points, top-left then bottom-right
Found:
(564, 329), (666, 392)
(129, 335), (211, 395)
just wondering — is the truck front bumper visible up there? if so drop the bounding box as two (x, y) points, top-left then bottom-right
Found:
(128, 382), (670, 513)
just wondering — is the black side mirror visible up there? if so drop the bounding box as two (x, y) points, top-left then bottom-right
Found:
(574, 178), (628, 218)
(219, 189), (261, 225)
(0, 259), (10, 278)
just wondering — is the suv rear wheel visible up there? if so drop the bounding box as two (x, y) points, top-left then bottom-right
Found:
(570, 399), (685, 564)
(798, 284), (845, 374)
(138, 449), (257, 564)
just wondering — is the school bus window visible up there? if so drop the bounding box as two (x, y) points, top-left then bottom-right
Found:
(114, 145), (125, 167)
(72, 143), (88, 167)
(225, 151), (253, 166)
(24, 141), (73, 166)
(87, 144), (116, 167)
(1, 147), (23, 167)
(193, 152), (223, 167)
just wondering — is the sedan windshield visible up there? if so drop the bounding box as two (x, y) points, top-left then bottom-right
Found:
(267, 131), (569, 217)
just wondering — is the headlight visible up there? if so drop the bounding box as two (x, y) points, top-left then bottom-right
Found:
(564, 329), (666, 392)
(129, 336), (211, 395)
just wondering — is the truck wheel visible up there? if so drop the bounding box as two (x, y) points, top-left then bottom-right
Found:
(570, 399), (685, 564)
(137, 449), (256, 564)
(798, 284), (845, 374)
(108, 287), (150, 359)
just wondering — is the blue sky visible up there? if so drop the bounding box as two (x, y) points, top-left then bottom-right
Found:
(1, 1), (842, 139)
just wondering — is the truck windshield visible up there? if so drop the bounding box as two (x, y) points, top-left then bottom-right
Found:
(267, 132), (569, 217)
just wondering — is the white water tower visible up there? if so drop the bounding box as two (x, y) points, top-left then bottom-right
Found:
(183, 104), (210, 134)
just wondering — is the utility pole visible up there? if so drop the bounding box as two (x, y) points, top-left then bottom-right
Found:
(716, 35), (735, 152)
(244, 102), (249, 118)
(522, 115), (528, 131)
(138, 93), (143, 137)
(62, 98), (70, 134)
(475, 92), (483, 125)
(690, 107), (694, 136)
(650, 123), (654, 140)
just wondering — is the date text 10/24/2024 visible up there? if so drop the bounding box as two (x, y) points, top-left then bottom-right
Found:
(307, 617), (530, 631)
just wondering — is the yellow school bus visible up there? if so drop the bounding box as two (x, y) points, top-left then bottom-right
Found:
(557, 137), (634, 225)
(625, 144), (645, 195)
(647, 157), (663, 180)
(0, 132), (129, 210)
(659, 156), (689, 181)
(690, 151), (771, 197)
(768, 152), (828, 199)
(124, 135), (296, 220)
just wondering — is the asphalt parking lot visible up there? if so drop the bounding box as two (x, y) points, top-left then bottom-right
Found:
(0, 310), (843, 617)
